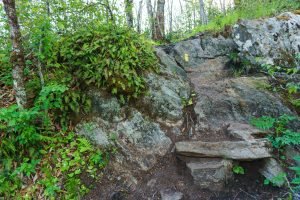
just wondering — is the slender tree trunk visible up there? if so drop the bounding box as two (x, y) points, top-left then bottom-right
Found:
(146, 0), (154, 38)
(193, 0), (196, 28)
(178, 0), (183, 13)
(199, 0), (208, 25)
(37, 39), (45, 88)
(137, 0), (143, 33)
(125, 0), (134, 28)
(169, 0), (173, 33)
(153, 0), (165, 41)
(220, 0), (226, 14)
(3, 0), (27, 109)
(46, 0), (50, 16)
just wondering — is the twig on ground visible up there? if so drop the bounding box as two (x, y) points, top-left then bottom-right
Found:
(239, 188), (257, 199)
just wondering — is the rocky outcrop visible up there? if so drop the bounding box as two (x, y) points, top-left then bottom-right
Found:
(140, 71), (190, 124)
(165, 35), (236, 69)
(175, 140), (272, 160)
(233, 12), (300, 67)
(194, 77), (293, 131)
(81, 12), (300, 198)
(76, 109), (172, 171)
(115, 110), (172, 170)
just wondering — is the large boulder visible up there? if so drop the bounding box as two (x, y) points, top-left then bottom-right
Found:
(233, 12), (300, 67)
(194, 77), (294, 130)
(169, 35), (236, 69)
(76, 110), (172, 171)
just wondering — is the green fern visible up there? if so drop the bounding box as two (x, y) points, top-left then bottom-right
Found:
(250, 116), (276, 130)
(251, 115), (300, 149)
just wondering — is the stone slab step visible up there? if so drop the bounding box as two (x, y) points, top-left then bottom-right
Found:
(175, 139), (272, 160)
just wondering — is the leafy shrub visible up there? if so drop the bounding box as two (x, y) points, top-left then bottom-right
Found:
(251, 115), (300, 149)
(0, 50), (12, 86)
(251, 115), (300, 189)
(0, 84), (110, 199)
(52, 24), (158, 102)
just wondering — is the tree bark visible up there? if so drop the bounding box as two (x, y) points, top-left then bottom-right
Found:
(153, 0), (165, 41)
(199, 0), (208, 25)
(168, 0), (173, 33)
(137, 0), (143, 33)
(3, 0), (27, 109)
(146, 0), (155, 38)
(220, 0), (226, 14)
(125, 0), (134, 28)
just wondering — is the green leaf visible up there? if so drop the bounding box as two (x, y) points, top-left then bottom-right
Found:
(233, 165), (245, 174)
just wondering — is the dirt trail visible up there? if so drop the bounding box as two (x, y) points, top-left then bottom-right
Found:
(83, 52), (287, 200)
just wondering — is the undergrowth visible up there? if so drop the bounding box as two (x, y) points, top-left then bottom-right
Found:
(0, 84), (111, 199)
(0, 22), (158, 198)
(251, 115), (300, 191)
(174, 0), (300, 42)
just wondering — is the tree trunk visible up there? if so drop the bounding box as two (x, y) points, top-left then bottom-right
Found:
(199, 0), (208, 25)
(137, 0), (143, 33)
(3, 0), (27, 109)
(153, 0), (165, 41)
(220, 0), (226, 14)
(146, 0), (155, 38)
(168, 0), (173, 33)
(125, 0), (134, 28)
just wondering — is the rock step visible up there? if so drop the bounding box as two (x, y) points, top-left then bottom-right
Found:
(227, 122), (269, 141)
(175, 139), (272, 160)
(186, 158), (233, 191)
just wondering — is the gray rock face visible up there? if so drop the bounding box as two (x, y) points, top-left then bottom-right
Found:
(175, 139), (272, 160)
(169, 35), (236, 69)
(76, 109), (172, 171)
(88, 89), (123, 122)
(194, 77), (293, 130)
(186, 159), (233, 191)
(141, 71), (190, 123)
(116, 111), (172, 167)
(156, 47), (188, 81)
(187, 56), (230, 84)
(233, 12), (300, 67)
(75, 118), (111, 148)
(259, 158), (286, 187)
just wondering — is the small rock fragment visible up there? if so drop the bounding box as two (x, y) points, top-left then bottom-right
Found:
(259, 158), (286, 187)
(227, 122), (268, 141)
(160, 190), (184, 200)
(186, 158), (233, 191)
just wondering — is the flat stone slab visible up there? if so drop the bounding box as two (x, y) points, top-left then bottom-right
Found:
(175, 139), (272, 160)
